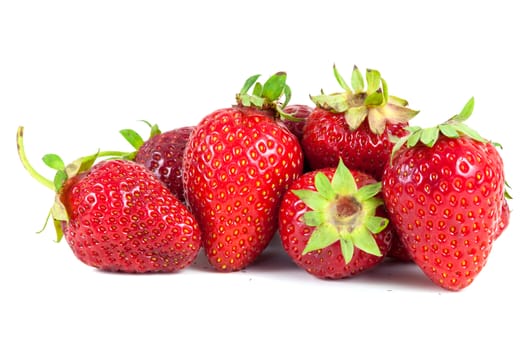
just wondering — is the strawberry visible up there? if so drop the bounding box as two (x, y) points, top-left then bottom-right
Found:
(278, 159), (392, 279)
(182, 72), (304, 271)
(17, 127), (201, 272)
(282, 104), (314, 140)
(303, 65), (418, 179)
(121, 122), (195, 203)
(382, 98), (510, 290)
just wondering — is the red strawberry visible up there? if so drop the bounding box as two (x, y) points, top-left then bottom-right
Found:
(303, 65), (418, 179)
(17, 127), (201, 272)
(282, 104), (314, 140)
(382, 98), (510, 290)
(182, 72), (304, 272)
(278, 159), (392, 279)
(120, 123), (195, 203)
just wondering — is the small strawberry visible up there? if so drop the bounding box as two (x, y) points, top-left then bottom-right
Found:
(278, 159), (392, 279)
(282, 104), (314, 140)
(182, 72), (304, 272)
(382, 98), (510, 290)
(121, 122), (195, 203)
(303, 65), (418, 179)
(17, 127), (201, 273)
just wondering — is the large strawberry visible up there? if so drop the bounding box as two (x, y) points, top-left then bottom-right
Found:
(303, 65), (418, 179)
(182, 72), (304, 272)
(382, 98), (510, 290)
(121, 122), (195, 203)
(278, 159), (392, 279)
(17, 127), (201, 272)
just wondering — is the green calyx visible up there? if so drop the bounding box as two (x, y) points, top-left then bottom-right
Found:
(390, 97), (488, 158)
(236, 72), (300, 121)
(291, 159), (388, 264)
(119, 120), (161, 154)
(16, 126), (131, 242)
(311, 65), (419, 135)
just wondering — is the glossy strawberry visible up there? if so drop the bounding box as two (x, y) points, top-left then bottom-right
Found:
(17, 128), (201, 272)
(303, 65), (418, 179)
(282, 104), (314, 140)
(279, 159), (392, 279)
(120, 123), (195, 203)
(382, 98), (510, 290)
(182, 73), (304, 271)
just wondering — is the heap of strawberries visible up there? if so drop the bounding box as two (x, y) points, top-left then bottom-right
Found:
(17, 65), (510, 291)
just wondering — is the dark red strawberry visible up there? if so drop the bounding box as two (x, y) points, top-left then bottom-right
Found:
(278, 159), (392, 279)
(120, 123), (195, 203)
(382, 98), (510, 290)
(17, 127), (201, 272)
(303, 65), (418, 179)
(182, 73), (304, 272)
(282, 104), (314, 140)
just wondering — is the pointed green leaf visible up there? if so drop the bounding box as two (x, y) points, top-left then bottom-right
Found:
(52, 219), (64, 242)
(388, 95), (409, 107)
(340, 238), (355, 264)
(439, 123), (460, 138)
(355, 182), (382, 201)
(381, 78), (389, 103)
(291, 189), (329, 211)
(452, 123), (487, 143)
(42, 154), (65, 171)
(364, 91), (384, 106)
(366, 69), (381, 95)
(406, 129), (422, 148)
(344, 106), (368, 130)
(311, 93), (351, 112)
(282, 84), (292, 107)
(314, 172), (335, 201)
(352, 227), (382, 256)
(120, 129), (144, 150)
(51, 195), (68, 221)
(331, 159), (357, 195)
(303, 223), (340, 254)
(240, 74), (261, 94)
(239, 94), (251, 107)
(53, 170), (67, 191)
(249, 95), (265, 108)
(252, 82), (263, 96)
(350, 65), (364, 93)
(365, 216), (389, 234)
(379, 103), (419, 124)
(65, 152), (98, 178)
(453, 97), (475, 122)
(333, 64), (352, 92)
(390, 135), (408, 162)
(262, 72), (287, 101)
(302, 210), (326, 227)
(419, 126), (440, 147)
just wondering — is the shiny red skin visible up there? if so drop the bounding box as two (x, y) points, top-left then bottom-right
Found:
(302, 107), (408, 180)
(382, 136), (508, 290)
(135, 126), (195, 203)
(60, 159), (201, 273)
(282, 104), (314, 140)
(278, 168), (393, 279)
(182, 107), (304, 272)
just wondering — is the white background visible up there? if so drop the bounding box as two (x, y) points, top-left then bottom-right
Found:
(1, 1), (528, 349)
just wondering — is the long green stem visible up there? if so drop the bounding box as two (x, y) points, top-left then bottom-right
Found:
(17, 126), (55, 191)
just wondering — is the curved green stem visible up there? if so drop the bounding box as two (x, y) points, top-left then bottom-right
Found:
(17, 126), (55, 191)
